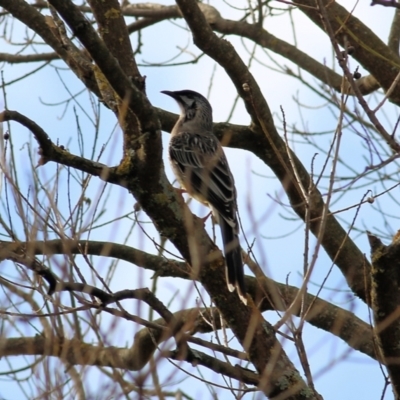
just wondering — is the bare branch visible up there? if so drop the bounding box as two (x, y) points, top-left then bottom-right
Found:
(0, 52), (59, 63)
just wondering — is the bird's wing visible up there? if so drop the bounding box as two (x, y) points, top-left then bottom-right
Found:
(170, 130), (246, 303)
(169, 131), (237, 229)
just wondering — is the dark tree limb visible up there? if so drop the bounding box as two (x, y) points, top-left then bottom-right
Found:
(0, 239), (189, 279)
(0, 335), (259, 386)
(0, 110), (122, 183)
(388, 6), (400, 54)
(368, 232), (400, 396)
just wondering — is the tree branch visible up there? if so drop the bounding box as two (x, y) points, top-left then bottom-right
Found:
(0, 110), (120, 182)
(212, 16), (379, 96)
(0, 335), (259, 386)
(0, 52), (59, 63)
(368, 232), (400, 396)
(388, 6), (400, 54)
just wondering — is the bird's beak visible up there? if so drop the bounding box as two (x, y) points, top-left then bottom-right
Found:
(161, 90), (177, 99)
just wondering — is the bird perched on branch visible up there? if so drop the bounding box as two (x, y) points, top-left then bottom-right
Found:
(162, 89), (247, 304)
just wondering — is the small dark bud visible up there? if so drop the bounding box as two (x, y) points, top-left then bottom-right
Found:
(59, 145), (65, 150)
(3, 132), (9, 140)
(353, 71), (361, 79)
(347, 46), (355, 55)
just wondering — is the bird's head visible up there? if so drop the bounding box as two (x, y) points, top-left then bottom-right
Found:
(161, 90), (213, 130)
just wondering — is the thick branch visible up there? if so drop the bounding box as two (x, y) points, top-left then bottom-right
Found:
(87, 0), (140, 80)
(388, 7), (400, 54)
(0, 335), (259, 386)
(368, 232), (400, 396)
(0, 110), (122, 183)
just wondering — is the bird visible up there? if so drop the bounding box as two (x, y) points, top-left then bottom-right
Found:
(161, 89), (247, 304)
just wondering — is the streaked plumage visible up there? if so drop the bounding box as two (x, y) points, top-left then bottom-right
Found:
(162, 89), (247, 304)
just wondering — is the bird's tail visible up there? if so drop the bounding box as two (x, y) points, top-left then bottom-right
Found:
(219, 217), (247, 305)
